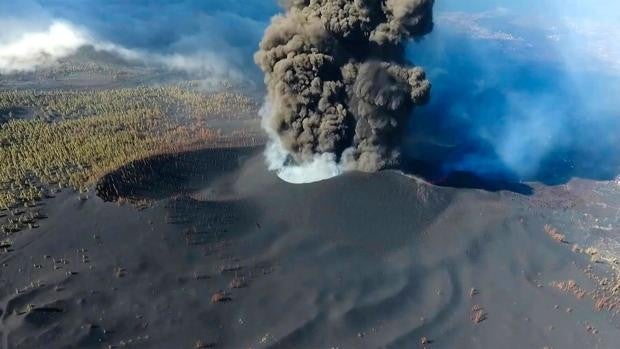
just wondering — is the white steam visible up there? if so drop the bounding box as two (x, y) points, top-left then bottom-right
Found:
(260, 101), (344, 184)
(264, 141), (343, 184)
(0, 19), (245, 82)
(0, 21), (89, 73)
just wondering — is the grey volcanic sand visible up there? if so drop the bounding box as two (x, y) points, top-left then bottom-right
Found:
(1, 147), (620, 348)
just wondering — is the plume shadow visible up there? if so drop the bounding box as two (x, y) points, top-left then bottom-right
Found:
(400, 158), (535, 195)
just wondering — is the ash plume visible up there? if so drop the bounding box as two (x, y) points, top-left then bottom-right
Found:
(256, 0), (435, 179)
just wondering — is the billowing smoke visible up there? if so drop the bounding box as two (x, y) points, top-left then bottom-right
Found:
(256, 0), (435, 182)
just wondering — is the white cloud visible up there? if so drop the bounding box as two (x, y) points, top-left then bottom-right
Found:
(259, 101), (344, 184)
(264, 141), (343, 184)
(0, 19), (249, 83)
(0, 21), (90, 73)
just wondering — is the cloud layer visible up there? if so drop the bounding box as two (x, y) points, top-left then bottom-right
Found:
(0, 0), (280, 81)
(0, 21), (89, 73)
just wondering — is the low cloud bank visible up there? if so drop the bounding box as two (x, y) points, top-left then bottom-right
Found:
(0, 0), (279, 82)
(0, 21), (89, 73)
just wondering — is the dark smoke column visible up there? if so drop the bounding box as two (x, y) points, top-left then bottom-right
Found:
(256, 0), (434, 172)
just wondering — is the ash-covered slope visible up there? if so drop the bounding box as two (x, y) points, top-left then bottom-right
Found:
(2, 148), (619, 348)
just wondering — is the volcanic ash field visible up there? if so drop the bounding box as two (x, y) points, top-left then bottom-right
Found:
(2, 147), (620, 348)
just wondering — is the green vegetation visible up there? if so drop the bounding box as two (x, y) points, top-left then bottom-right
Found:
(0, 85), (258, 121)
(0, 86), (261, 227)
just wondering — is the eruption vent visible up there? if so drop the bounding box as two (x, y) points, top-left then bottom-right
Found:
(256, 0), (435, 182)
